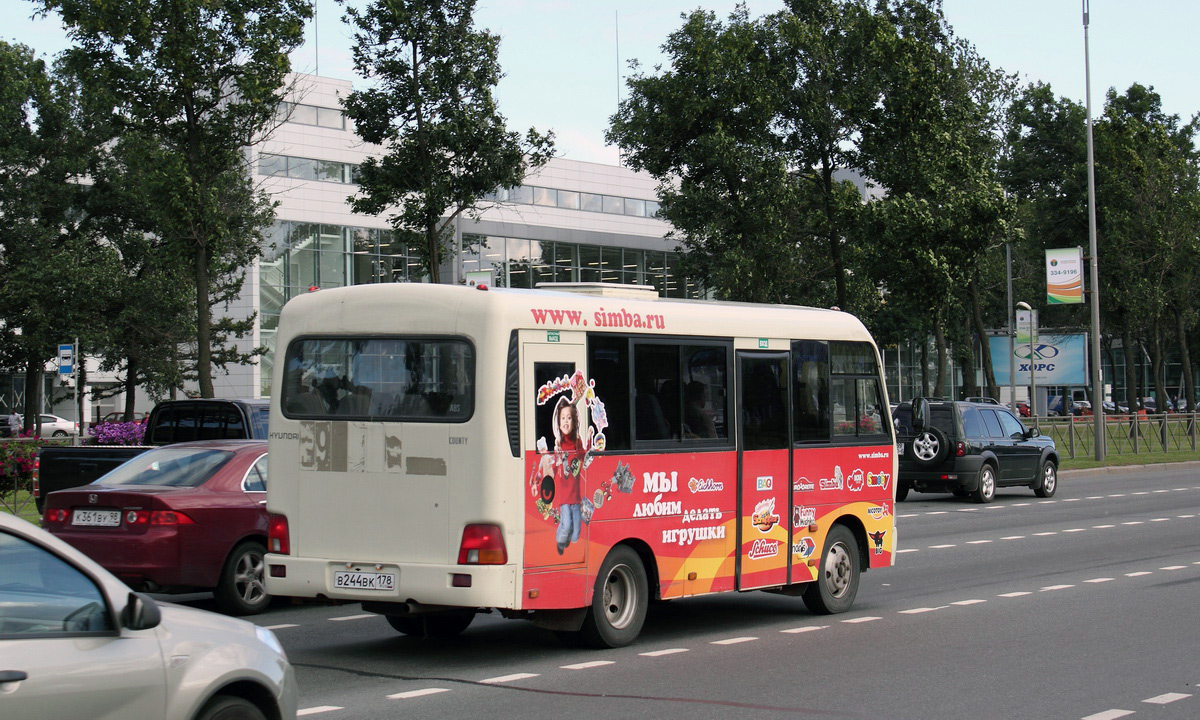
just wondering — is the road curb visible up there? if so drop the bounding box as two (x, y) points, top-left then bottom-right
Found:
(1060, 459), (1200, 477)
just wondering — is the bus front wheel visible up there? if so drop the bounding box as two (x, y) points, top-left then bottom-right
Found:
(580, 545), (648, 648)
(802, 525), (859, 615)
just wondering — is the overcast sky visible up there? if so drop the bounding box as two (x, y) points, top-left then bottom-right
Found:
(7, 0), (1197, 165)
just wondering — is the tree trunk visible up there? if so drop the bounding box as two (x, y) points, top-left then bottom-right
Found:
(1121, 330), (1138, 412)
(1150, 321), (1167, 411)
(1175, 309), (1195, 411)
(933, 321), (948, 398)
(21, 359), (40, 434)
(969, 277), (998, 400)
(195, 240), (214, 397)
(123, 357), (139, 418)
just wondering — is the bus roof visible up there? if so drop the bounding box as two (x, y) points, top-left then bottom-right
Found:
(277, 283), (875, 345)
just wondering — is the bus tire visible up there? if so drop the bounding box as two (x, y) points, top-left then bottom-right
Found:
(802, 525), (859, 615)
(214, 541), (270, 616)
(386, 611), (475, 638)
(580, 545), (648, 648)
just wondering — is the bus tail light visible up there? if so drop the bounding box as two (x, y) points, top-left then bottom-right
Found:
(268, 514), (290, 555)
(458, 524), (506, 565)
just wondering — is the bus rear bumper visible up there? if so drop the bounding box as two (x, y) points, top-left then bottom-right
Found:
(265, 554), (520, 609)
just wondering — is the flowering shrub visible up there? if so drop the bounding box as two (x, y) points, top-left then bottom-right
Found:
(0, 436), (40, 492)
(88, 421), (147, 445)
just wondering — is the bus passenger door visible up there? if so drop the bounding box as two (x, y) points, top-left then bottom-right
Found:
(735, 351), (792, 590)
(521, 330), (591, 570)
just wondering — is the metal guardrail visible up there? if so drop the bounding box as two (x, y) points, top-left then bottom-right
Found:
(1034, 413), (1199, 460)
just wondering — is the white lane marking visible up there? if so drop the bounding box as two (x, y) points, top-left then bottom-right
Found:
(957, 508), (980, 512)
(1122, 522), (1144, 526)
(897, 548), (920, 553)
(1012, 503), (1031, 507)
(899, 606), (947, 614)
(481, 673), (539, 684)
(1143, 692), (1191, 704)
(1093, 524), (1116, 528)
(298, 708), (344, 716)
(1084, 578), (1114, 583)
(780, 626), (828, 634)
(640, 648), (690, 656)
(896, 513), (919, 518)
(927, 511), (949, 515)
(1086, 496), (1105, 499)
(264, 623), (298, 630)
(388, 689), (450, 700)
(1152, 489), (1171, 493)
(1160, 565), (1186, 571)
(1151, 518), (1170, 522)
(1001, 536), (1026, 540)
(1064, 528), (1087, 533)
(951, 599), (987, 606)
(1125, 571), (1152, 577)
(929, 544), (956, 549)
(1131, 491), (1150, 496)
(329, 613), (375, 622)
(1180, 514), (1197, 518)
(1064, 498), (1081, 502)
(1082, 710), (1135, 720)
(998, 592), (1031, 598)
(711, 636), (758, 645)
(966, 540), (993, 544)
(1033, 532), (1058, 536)
(841, 617), (881, 624)
(1041, 584), (1074, 591)
(1108, 494), (1127, 497)
(1038, 500), (1057, 504)
(985, 506), (1005, 510)
(562, 660), (615, 670)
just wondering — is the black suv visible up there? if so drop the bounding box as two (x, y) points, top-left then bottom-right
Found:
(893, 398), (1058, 503)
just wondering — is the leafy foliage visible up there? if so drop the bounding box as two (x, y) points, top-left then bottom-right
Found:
(341, 0), (555, 283)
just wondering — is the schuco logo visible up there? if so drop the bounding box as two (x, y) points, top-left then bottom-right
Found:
(748, 538), (781, 560)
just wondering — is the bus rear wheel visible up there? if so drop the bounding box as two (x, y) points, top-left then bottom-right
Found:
(802, 525), (859, 615)
(580, 545), (648, 648)
(386, 611), (475, 638)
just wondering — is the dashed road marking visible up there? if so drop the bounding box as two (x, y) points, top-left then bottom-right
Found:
(562, 660), (615, 670)
(298, 707), (343, 716)
(1041, 584), (1074, 591)
(951, 599), (986, 606)
(1084, 578), (1114, 583)
(329, 614), (375, 622)
(929, 544), (956, 549)
(899, 606), (947, 614)
(1125, 571), (1152, 577)
(265, 623), (298, 630)
(780, 626), (827, 634)
(1160, 565), (1186, 571)
(388, 689), (449, 700)
(1082, 710), (1134, 720)
(1143, 692), (1191, 704)
(640, 648), (690, 656)
(481, 673), (539, 684)
(999, 591), (1032, 598)
(1001, 535), (1026, 540)
(711, 636), (757, 645)
(841, 616), (881, 624)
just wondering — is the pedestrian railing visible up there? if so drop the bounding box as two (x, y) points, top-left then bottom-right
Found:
(1034, 413), (1199, 460)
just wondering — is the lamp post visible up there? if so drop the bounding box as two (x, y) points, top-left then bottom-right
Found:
(1016, 301), (1034, 417)
(1084, 0), (1105, 459)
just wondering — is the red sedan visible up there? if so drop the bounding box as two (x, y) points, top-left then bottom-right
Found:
(42, 440), (271, 615)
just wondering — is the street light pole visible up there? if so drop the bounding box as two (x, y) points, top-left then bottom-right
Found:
(1007, 243), (1016, 409)
(1084, 0), (1105, 459)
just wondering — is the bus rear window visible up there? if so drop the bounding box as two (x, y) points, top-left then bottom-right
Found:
(281, 338), (474, 422)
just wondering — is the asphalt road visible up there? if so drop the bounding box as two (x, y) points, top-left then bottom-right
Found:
(184, 463), (1200, 720)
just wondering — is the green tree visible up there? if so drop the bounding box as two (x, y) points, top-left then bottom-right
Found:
(341, 0), (554, 284)
(0, 41), (115, 427)
(38, 0), (311, 397)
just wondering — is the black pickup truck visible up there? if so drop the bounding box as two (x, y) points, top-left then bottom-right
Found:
(33, 398), (269, 512)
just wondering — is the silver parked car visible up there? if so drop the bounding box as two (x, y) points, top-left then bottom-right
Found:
(0, 512), (296, 720)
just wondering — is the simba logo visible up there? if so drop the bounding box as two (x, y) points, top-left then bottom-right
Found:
(820, 477), (843, 491)
(748, 538), (781, 560)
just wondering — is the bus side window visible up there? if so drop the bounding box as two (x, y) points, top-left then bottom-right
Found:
(588, 335), (629, 450)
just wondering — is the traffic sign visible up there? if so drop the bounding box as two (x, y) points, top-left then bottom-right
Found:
(58, 343), (74, 375)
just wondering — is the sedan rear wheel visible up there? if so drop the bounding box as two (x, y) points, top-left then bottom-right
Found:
(214, 541), (270, 616)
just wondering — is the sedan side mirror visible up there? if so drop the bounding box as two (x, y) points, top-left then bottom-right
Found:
(122, 592), (162, 631)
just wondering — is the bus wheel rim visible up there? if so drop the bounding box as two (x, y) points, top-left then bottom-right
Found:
(603, 564), (636, 629)
(824, 543), (853, 598)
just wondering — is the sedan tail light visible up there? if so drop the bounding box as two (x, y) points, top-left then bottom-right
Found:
(458, 524), (506, 565)
(268, 514), (290, 555)
(127, 509), (195, 525)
